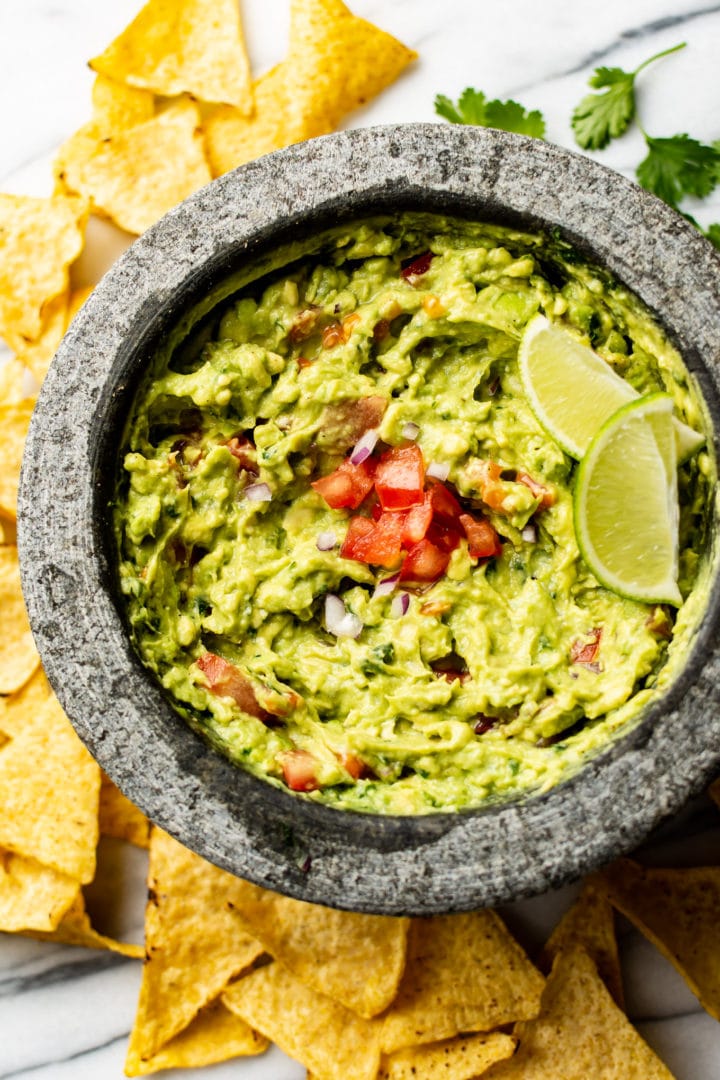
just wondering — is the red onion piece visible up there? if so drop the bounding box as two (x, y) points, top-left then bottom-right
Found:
(316, 531), (337, 551)
(245, 482), (272, 502)
(350, 428), (379, 466)
(390, 592), (410, 617)
(426, 461), (450, 482)
(325, 594), (363, 638)
(521, 523), (537, 543)
(372, 572), (400, 599)
(402, 422), (420, 441)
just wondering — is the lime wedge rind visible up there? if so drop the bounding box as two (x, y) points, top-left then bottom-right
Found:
(519, 314), (704, 463)
(573, 393), (682, 607)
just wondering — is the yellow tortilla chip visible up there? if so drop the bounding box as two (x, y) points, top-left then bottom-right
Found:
(0, 689), (100, 882)
(204, 66), (292, 177)
(285, 0), (417, 139)
(0, 666), (51, 738)
(0, 515), (17, 545)
(99, 772), (151, 848)
(90, 74), (155, 136)
(0, 193), (86, 344)
(90, 0), (253, 111)
(0, 545), (40, 694)
(223, 961), (381, 1080)
(216, 877), (408, 1017)
(13, 291), (68, 384)
(0, 848), (78, 932)
(55, 98), (212, 235)
(128, 997), (268, 1076)
(0, 401), (34, 520)
(482, 948), (674, 1079)
(539, 880), (624, 1008)
(380, 911), (545, 1053)
(378, 1032), (517, 1080)
(600, 857), (720, 1021)
(0, 357), (31, 407)
(24, 890), (143, 958)
(126, 828), (264, 1069)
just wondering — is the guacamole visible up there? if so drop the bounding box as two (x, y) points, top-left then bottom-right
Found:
(114, 214), (712, 814)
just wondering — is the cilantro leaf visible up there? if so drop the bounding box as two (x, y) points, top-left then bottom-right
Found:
(435, 87), (545, 139)
(705, 224), (720, 250)
(571, 42), (686, 151)
(572, 68), (635, 150)
(636, 134), (720, 209)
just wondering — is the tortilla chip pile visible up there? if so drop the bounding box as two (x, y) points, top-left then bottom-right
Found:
(1, 0), (719, 1077)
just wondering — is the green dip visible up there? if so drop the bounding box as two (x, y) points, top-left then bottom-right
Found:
(114, 213), (713, 814)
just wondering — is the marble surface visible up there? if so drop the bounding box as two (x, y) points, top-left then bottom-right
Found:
(1, 0), (720, 1077)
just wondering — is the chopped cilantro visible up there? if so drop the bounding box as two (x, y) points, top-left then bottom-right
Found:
(435, 88), (545, 139)
(704, 223), (720, 251)
(571, 43), (686, 151)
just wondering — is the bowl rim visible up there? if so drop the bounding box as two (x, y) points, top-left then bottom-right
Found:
(17, 123), (720, 914)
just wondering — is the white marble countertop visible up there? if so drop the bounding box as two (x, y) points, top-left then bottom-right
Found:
(1, 1), (720, 1077)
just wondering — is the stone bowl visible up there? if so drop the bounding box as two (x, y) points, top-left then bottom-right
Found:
(18, 124), (720, 915)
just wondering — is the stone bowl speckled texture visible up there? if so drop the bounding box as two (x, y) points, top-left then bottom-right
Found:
(18, 124), (720, 915)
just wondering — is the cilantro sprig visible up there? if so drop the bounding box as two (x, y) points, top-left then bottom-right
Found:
(434, 88), (545, 139)
(571, 43), (686, 151)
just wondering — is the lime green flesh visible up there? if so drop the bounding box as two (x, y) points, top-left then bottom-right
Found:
(574, 395), (681, 607)
(519, 314), (704, 461)
(114, 215), (710, 815)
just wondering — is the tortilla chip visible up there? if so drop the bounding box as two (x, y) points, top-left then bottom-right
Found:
(204, 66), (292, 177)
(90, 74), (155, 136)
(380, 912), (545, 1053)
(0, 689), (100, 882)
(0, 401), (34, 520)
(99, 772), (151, 848)
(0, 357), (31, 407)
(0, 848), (78, 932)
(223, 961), (381, 1080)
(482, 948), (674, 1079)
(0, 515), (17, 545)
(128, 997), (268, 1076)
(378, 1032), (517, 1080)
(600, 857), (720, 1021)
(0, 193), (86, 345)
(285, 0), (417, 139)
(125, 828), (264, 1069)
(13, 292), (68, 384)
(215, 877), (408, 1017)
(0, 666), (52, 738)
(539, 881), (624, 1008)
(24, 890), (143, 958)
(0, 545), (40, 694)
(55, 98), (212, 235)
(90, 0), (252, 111)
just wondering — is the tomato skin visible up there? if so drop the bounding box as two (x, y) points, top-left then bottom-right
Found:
(280, 750), (320, 792)
(375, 443), (425, 511)
(341, 511), (405, 569)
(400, 251), (434, 283)
(459, 513), (502, 559)
(311, 458), (376, 510)
(399, 538), (450, 582)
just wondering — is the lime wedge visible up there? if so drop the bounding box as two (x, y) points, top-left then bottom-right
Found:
(518, 314), (704, 462)
(573, 393), (682, 606)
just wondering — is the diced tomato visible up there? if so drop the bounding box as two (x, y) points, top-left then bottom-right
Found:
(459, 513), (502, 559)
(339, 752), (367, 780)
(280, 750), (320, 792)
(426, 518), (463, 554)
(399, 538), (450, 582)
(196, 653), (266, 720)
(226, 435), (258, 475)
(401, 251), (434, 284)
(426, 479), (462, 522)
(289, 305), (321, 343)
(341, 512), (405, 569)
(402, 495), (434, 545)
(516, 471), (557, 509)
(570, 628), (602, 665)
(311, 457), (376, 510)
(375, 443), (425, 511)
(373, 318), (390, 342)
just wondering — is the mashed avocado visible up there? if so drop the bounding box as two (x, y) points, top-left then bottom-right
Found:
(114, 213), (712, 814)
